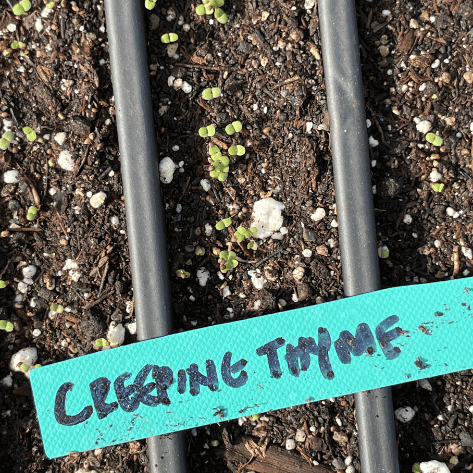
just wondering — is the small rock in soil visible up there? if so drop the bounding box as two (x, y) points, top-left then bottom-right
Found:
(459, 431), (473, 448)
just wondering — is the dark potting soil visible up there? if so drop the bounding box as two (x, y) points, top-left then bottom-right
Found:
(0, 0), (473, 472)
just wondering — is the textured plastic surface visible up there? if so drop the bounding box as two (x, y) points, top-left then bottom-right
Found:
(32, 278), (473, 458)
(318, 0), (398, 470)
(103, 0), (186, 471)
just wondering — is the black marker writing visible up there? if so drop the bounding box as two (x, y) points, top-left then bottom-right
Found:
(187, 360), (218, 396)
(55, 382), (93, 426)
(221, 351), (248, 388)
(376, 315), (402, 360)
(256, 337), (285, 378)
(335, 323), (376, 364)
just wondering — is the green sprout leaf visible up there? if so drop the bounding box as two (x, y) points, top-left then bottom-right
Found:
(4, 321), (14, 332)
(225, 121), (242, 135)
(431, 183), (445, 193)
(209, 145), (220, 155)
(27, 205), (38, 221)
(247, 241), (258, 250)
(426, 133), (443, 147)
(199, 125), (216, 137)
(176, 269), (190, 279)
(23, 127), (36, 142)
(20, 363), (29, 373)
(0, 320), (7, 329)
(94, 338), (108, 348)
(50, 303), (58, 312)
(228, 145), (246, 156)
(209, 0), (224, 6)
(0, 280), (6, 289)
(56, 305), (64, 313)
(216, 218), (232, 230)
(232, 121), (242, 132)
(161, 33), (178, 44)
(12, 3), (25, 15)
(378, 246), (389, 259)
(196, 4), (206, 15)
(3, 131), (14, 142)
(218, 250), (237, 273)
(11, 41), (20, 49)
(20, 0), (31, 10)
(46, 1), (55, 8)
(1, 131), (14, 150)
(202, 88), (221, 100)
(144, 0), (157, 10)
(214, 8), (227, 23)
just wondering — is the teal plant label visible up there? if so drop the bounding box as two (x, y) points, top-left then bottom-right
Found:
(31, 277), (473, 458)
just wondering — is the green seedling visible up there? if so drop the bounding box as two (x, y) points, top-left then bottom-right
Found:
(196, 4), (207, 15)
(12, 0), (31, 15)
(251, 413), (260, 421)
(234, 226), (257, 243)
(161, 33), (178, 44)
(218, 250), (238, 273)
(145, 0), (157, 10)
(26, 206), (38, 221)
(48, 159), (55, 167)
(25, 363), (41, 378)
(50, 302), (63, 313)
(202, 87), (221, 100)
(11, 41), (25, 49)
(209, 154), (229, 181)
(23, 127), (36, 142)
(216, 218), (232, 230)
(0, 320), (14, 332)
(46, 1), (55, 8)
(0, 280), (6, 289)
(431, 183), (444, 192)
(378, 246), (389, 259)
(0, 131), (14, 151)
(247, 240), (258, 250)
(225, 121), (242, 135)
(426, 133), (443, 147)
(205, 0), (224, 6)
(228, 145), (246, 156)
(93, 338), (110, 350)
(199, 125), (216, 137)
(209, 145), (221, 157)
(176, 269), (190, 279)
(214, 8), (227, 23)
(20, 363), (30, 373)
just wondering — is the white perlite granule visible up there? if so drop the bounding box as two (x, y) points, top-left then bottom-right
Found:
(90, 192), (107, 209)
(251, 198), (285, 239)
(3, 170), (19, 184)
(58, 150), (75, 171)
(159, 157), (177, 184)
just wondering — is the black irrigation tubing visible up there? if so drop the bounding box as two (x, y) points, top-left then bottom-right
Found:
(104, 0), (400, 472)
(318, 0), (400, 472)
(103, 1), (187, 473)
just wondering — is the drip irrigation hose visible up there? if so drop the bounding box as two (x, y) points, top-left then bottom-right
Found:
(103, 1), (187, 472)
(318, 1), (400, 472)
